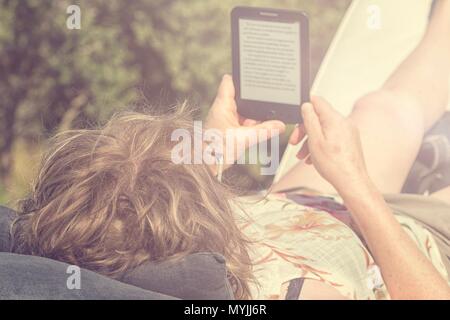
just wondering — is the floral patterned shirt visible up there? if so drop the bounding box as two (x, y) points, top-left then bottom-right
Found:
(232, 192), (448, 300)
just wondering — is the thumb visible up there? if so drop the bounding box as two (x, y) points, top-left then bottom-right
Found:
(310, 96), (341, 126)
(216, 74), (235, 101)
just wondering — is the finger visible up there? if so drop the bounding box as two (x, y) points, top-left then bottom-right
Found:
(255, 120), (286, 131)
(216, 74), (235, 101)
(296, 140), (310, 160)
(310, 96), (342, 126)
(242, 118), (261, 127)
(301, 103), (323, 141)
(247, 120), (286, 141)
(289, 124), (306, 145)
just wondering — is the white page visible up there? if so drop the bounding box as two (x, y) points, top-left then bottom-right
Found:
(239, 19), (301, 106)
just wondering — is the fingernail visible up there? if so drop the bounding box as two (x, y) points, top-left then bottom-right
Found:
(301, 103), (311, 114)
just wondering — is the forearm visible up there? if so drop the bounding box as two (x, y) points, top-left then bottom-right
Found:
(339, 179), (450, 300)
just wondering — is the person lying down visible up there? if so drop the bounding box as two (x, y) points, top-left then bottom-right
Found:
(10, 1), (450, 299)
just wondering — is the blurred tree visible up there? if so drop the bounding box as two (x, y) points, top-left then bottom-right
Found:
(0, 0), (137, 186)
(0, 0), (349, 198)
(105, 0), (350, 114)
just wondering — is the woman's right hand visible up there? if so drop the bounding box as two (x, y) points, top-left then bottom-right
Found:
(290, 96), (370, 193)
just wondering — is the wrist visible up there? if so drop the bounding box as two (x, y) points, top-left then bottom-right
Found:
(337, 175), (391, 228)
(335, 171), (377, 201)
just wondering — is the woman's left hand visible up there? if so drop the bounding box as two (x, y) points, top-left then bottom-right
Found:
(206, 75), (286, 166)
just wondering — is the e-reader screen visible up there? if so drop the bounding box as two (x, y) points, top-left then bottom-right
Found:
(239, 19), (301, 106)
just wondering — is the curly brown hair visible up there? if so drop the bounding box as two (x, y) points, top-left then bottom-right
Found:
(11, 105), (253, 299)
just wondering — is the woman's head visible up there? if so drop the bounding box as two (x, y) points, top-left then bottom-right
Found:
(11, 105), (252, 299)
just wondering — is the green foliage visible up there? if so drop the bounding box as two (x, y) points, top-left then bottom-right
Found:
(0, 0), (350, 202)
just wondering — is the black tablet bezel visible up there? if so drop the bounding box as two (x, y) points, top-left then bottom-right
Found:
(231, 6), (309, 124)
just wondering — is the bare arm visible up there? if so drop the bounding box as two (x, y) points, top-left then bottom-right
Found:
(340, 177), (450, 299)
(294, 98), (450, 300)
